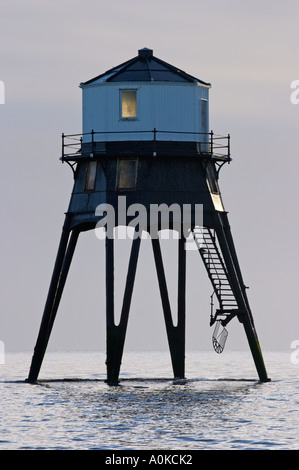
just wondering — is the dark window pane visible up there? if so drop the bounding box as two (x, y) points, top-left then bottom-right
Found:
(117, 159), (137, 190)
(85, 161), (97, 191)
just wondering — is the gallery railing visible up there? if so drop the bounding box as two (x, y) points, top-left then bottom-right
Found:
(61, 129), (230, 162)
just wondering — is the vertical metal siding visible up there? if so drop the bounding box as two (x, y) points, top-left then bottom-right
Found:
(82, 82), (209, 143)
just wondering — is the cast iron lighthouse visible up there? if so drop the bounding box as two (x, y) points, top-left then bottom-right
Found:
(27, 48), (270, 385)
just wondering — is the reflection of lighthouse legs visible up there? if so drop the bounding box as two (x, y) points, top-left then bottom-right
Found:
(105, 234), (141, 385)
(27, 218), (79, 383)
(152, 232), (186, 380)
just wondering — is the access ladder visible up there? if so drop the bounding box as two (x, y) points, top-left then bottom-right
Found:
(192, 226), (240, 327)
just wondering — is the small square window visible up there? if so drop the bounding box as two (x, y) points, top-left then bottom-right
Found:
(116, 159), (137, 190)
(85, 161), (97, 191)
(121, 90), (137, 119)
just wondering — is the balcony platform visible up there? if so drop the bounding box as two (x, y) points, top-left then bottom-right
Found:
(60, 129), (231, 163)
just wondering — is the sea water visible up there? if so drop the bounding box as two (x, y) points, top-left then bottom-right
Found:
(0, 350), (298, 450)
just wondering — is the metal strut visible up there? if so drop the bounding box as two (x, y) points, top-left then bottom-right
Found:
(27, 217), (79, 383)
(152, 232), (186, 380)
(105, 233), (141, 385)
(192, 216), (270, 383)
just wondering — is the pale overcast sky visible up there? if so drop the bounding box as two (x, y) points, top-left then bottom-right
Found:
(0, 0), (298, 357)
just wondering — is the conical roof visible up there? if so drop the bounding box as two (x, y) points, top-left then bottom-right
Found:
(81, 48), (211, 86)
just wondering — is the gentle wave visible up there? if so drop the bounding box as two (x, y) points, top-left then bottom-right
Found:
(1, 350), (299, 450)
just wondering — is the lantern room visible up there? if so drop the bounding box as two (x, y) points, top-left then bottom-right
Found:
(78, 48), (211, 155)
(62, 48), (230, 162)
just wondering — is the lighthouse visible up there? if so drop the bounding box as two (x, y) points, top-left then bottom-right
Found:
(27, 48), (270, 385)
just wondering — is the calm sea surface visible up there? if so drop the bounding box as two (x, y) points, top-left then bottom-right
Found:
(1, 350), (298, 450)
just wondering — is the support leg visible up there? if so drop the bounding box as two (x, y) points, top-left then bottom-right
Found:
(105, 234), (141, 385)
(177, 234), (187, 378)
(152, 233), (186, 379)
(27, 222), (79, 383)
(214, 212), (270, 382)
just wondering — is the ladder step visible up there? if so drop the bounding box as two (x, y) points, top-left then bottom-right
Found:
(217, 293), (234, 296)
(194, 227), (239, 310)
(204, 261), (223, 265)
(216, 309), (239, 315)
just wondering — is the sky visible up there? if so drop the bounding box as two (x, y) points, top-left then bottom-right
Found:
(0, 0), (298, 366)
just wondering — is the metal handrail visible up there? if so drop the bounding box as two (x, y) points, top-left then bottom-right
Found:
(61, 129), (230, 161)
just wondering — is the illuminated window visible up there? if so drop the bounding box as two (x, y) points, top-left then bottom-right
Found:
(85, 161), (97, 191)
(121, 90), (137, 118)
(116, 159), (137, 190)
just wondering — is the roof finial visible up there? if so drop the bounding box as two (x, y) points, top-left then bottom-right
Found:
(138, 48), (153, 59)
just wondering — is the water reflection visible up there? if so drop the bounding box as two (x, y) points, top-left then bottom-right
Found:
(35, 377), (258, 449)
(1, 351), (297, 450)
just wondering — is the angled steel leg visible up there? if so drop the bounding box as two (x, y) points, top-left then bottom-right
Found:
(27, 219), (79, 383)
(152, 233), (186, 379)
(105, 234), (141, 385)
(213, 212), (270, 382)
